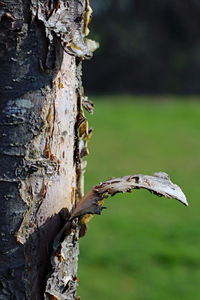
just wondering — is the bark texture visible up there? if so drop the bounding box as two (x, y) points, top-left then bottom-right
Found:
(70, 172), (188, 222)
(0, 0), (94, 299)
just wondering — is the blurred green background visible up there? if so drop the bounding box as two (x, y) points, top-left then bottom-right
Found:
(78, 96), (200, 299)
(78, 1), (200, 298)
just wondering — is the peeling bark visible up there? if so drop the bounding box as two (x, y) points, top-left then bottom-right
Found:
(0, 0), (187, 299)
(51, 172), (187, 247)
(46, 171), (187, 298)
(70, 172), (188, 222)
(44, 227), (79, 300)
(0, 0), (94, 299)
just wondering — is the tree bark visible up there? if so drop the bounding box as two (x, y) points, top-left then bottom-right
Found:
(0, 0), (95, 299)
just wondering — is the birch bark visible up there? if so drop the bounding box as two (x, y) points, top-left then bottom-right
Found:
(0, 0), (93, 298)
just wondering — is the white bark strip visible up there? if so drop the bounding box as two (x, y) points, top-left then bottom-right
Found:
(31, 0), (98, 58)
(70, 172), (188, 220)
(98, 172), (187, 204)
(48, 172), (187, 299)
(44, 227), (79, 300)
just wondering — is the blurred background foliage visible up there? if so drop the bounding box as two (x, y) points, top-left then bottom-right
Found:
(78, 1), (200, 299)
(78, 96), (200, 299)
(83, 0), (200, 94)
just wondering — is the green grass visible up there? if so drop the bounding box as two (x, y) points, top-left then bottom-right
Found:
(78, 95), (200, 300)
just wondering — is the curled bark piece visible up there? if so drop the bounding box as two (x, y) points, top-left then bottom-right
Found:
(31, 0), (96, 58)
(70, 172), (188, 220)
(44, 227), (79, 300)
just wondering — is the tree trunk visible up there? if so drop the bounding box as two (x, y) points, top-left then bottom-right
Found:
(0, 0), (95, 299)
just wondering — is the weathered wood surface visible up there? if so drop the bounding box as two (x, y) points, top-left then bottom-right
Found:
(45, 227), (80, 300)
(0, 0), (94, 299)
(0, 0), (187, 299)
(71, 172), (188, 221)
(47, 171), (187, 300)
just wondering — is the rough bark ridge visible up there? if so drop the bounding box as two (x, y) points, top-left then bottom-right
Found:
(0, 0), (95, 299)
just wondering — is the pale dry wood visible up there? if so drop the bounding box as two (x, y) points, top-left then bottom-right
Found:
(44, 227), (80, 300)
(70, 172), (187, 220)
(31, 0), (98, 58)
(0, 0), (91, 298)
(48, 172), (187, 299)
(53, 172), (187, 248)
